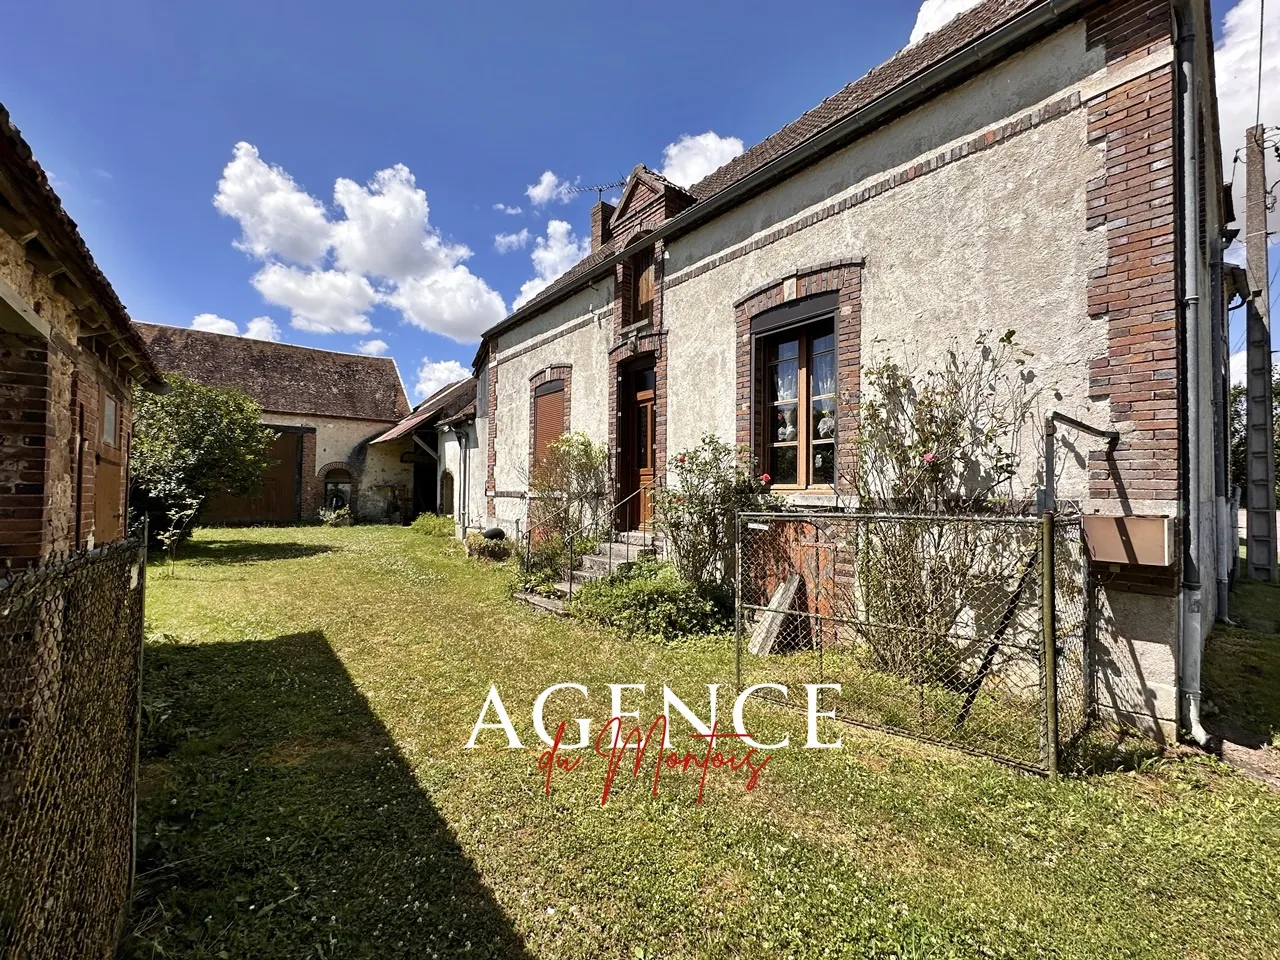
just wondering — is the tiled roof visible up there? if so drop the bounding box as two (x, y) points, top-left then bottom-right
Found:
(134, 322), (410, 422)
(0, 103), (161, 385)
(688, 0), (1041, 199)
(485, 0), (1044, 335)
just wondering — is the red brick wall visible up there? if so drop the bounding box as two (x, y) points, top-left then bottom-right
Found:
(1083, 0), (1179, 506)
(0, 332), (50, 563)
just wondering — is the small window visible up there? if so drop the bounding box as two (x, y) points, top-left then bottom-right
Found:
(760, 319), (837, 489)
(324, 468), (353, 510)
(631, 247), (655, 326)
(102, 394), (118, 447)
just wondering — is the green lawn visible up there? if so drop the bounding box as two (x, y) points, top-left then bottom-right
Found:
(124, 526), (1280, 959)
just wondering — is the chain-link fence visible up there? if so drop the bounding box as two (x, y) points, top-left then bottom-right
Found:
(1, 535), (147, 959)
(735, 511), (1089, 774)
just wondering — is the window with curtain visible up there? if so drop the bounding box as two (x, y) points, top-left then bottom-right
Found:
(762, 319), (836, 489)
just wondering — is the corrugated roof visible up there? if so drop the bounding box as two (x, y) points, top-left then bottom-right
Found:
(134, 322), (410, 422)
(370, 377), (475, 444)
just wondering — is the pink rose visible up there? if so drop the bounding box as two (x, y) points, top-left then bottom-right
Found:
(760, 473), (772, 484)
(922, 452), (936, 464)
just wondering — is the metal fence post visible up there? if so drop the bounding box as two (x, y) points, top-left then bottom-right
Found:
(1041, 511), (1059, 777)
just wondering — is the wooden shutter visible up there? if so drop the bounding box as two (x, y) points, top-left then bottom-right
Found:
(634, 248), (655, 325)
(533, 383), (565, 466)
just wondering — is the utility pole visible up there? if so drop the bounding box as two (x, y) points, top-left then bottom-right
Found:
(1244, 124), (1277, 582)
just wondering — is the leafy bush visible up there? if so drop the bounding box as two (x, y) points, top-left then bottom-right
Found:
(132, 374), (277, 537)
(654, 434), (781, 603)
(319, 506), (352, 527)
(466, 532), (512, 561)
(569, 556), (727, 643)
(524, 433), (611, 582)
(411, 513), (456, 537)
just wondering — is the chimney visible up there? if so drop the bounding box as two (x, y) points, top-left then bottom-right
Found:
(590, 200), (615, 251)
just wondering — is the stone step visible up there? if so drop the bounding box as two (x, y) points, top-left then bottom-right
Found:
(513, 591), (569, 616)
(614, 529), (664, 547)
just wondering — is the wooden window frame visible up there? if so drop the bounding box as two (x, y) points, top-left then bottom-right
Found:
(101, 391), (119, 449)
(631, 246), (655, 327)
(757, 317), (837, 493)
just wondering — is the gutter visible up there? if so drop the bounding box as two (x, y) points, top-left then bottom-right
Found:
(476, 0), (1092, 357)
(1173, 2), (1210, 747)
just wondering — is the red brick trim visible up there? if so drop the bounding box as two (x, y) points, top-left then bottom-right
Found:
(0, 332), (50, 563)
(665, 94), (1083, 293)
(317, 460), (359, 514)
(300, 431), (319, 517)
(529, 364), (572, 480)
(486, 361), (497, 516)
(734, 264), (862, 497)
(1083, 0), (1179, 503)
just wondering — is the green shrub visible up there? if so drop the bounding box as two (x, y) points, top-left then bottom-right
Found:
(411, 513), (456, 537)
(569, 557), (727, 643)
(466, 532), (512, 561)
(319, 506), (351, 527)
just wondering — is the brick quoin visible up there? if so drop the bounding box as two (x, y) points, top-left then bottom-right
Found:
(0, 333), (50, 563)
(1083, 0), (1180, 507)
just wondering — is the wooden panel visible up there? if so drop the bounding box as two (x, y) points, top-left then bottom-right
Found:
(533, 387), (564, 468)
(1082, 516), (1173, 567)
(202, 432), (301, 525)
(633, 248), (655, 326)
(93, 459), (123, 543)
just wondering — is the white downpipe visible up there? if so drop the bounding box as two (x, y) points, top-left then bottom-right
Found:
(1175, 4), (1210, 747)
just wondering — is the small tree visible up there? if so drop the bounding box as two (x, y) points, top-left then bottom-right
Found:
(654, 434), (780, 605)
(131, 375), (277, 538)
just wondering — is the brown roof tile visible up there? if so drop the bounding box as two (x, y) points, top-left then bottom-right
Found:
(134, 322), (410, 422)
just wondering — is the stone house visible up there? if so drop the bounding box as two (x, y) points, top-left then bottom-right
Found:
(135, 323), (414, 524)
(0, 104), (162, 564)
(472, 0), (1232, 741)
(368, 376), (486, 533)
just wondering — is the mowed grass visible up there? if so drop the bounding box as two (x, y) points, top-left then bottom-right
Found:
(124, 526), (1280, 959)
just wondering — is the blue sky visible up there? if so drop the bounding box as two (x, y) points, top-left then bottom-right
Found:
(2, 0), (1276, 400)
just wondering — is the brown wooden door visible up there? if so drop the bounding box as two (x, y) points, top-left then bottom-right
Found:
(619, 364), (656, 531)
(203, 431), (300, 525)
(94, 458), (124, 543)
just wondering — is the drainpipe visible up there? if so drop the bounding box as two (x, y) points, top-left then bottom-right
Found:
(457, 427), (470, 534)
(1210, 238), (1232, 623)
(1175, 4), (1209, 746)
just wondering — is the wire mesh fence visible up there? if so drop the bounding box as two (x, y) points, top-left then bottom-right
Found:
(1, 534), (147, 959)
(735, 511), (1089, 773)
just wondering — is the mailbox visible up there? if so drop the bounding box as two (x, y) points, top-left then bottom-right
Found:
(1081, 515), (1174, 567)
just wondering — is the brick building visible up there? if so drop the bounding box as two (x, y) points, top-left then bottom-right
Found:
(135, 323), (414, 524)
(473, 0), (1232, 740)
(1, 104), (162, 565)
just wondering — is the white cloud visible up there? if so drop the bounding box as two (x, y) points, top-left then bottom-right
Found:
(252, 264), (378, 334)
(525, 170), (576, 206)
(386, 266), (508, 343)
(416, 358), (470, 400)
(191, 313), (240, 336)
(659, 132), (745, 188)
(513, 220), (591, 310)
(214, 142), (331, 264)
(213, 143), (507, 341)
(1215, 0), (1280, 251)
(494, 228), (531, 253)
(357, 338), (389, 356)
(243, 316), (281, 341)
(493, 202), (523, 215)
(908, 0), (984, 44)
(1231, 350), (1248, 385)
(331, 164), (470, 281)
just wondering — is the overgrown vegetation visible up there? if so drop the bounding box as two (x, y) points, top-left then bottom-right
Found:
(124, 525), (1280, 959)
(569, 555), (728, 643)
(522, 433), (609, 586)
(131, 374), (277, 537)
(839, 332), (1042, 680)
(410, 513), (456, 537)
(318, 505), (351, 527)
(653, 434), (780, 604)
(465, 531), (511, 561)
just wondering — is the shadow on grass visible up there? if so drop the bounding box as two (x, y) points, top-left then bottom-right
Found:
(122, 631), (529, 959)
(176, 540), (335, 566)
(1206, 580), (1280, 748)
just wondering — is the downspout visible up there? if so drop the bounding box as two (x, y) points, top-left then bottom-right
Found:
(1210, 238), (1232, 623)
(1174, 3), (1209, 746)
(458, 427), (469, 534)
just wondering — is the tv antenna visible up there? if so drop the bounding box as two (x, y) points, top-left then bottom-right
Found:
(570, 180), (626, 201)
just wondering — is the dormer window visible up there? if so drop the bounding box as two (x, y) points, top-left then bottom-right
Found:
(631, 246), (655, 326)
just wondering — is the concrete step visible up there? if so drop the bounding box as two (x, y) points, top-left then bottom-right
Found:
(513, 591), (569, 616)
(614, 529), (664, 547)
